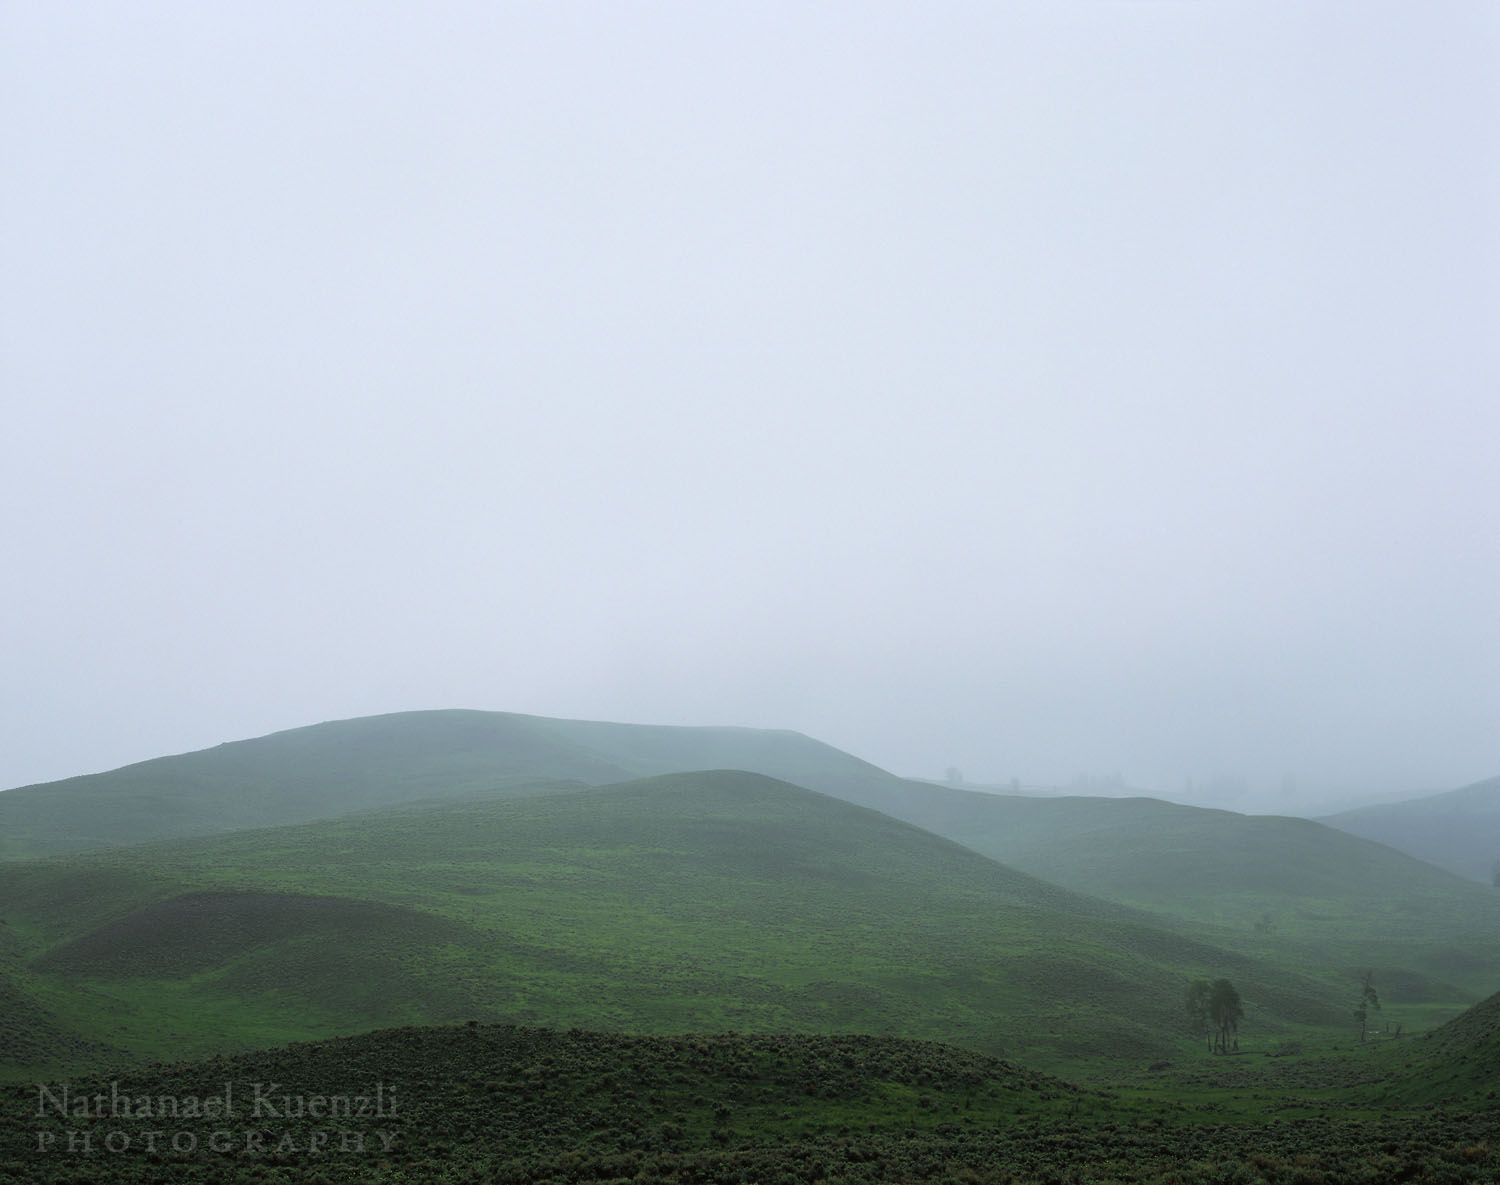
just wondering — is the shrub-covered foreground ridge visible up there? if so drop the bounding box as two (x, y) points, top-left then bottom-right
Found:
(4, 1018), (1499, 1184)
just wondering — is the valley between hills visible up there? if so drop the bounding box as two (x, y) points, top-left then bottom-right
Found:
(2, 709), (1498, 1183)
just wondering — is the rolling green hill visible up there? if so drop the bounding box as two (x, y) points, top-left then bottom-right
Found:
(8, 709), (1488, 985)
(863, 786), (1500, 1009)
(5, 709), (1496, 1051)
(0, 771), (1340, 1080)
(7, 724), (1498, 1178)
(0, 710), (910, 860)
(1320, 774), (1500, 885)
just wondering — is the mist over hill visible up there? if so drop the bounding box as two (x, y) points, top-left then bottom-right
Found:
(0, 709), (908, 860)
(7, 709), (1496, 1011)
(5, 710), (1499, 1178)
(1320, 775), (1500, 884)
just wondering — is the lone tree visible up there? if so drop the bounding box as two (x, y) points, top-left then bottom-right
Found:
(1354, 969), (1381, 1042)
(1185, 979), (1212, 1053)
(1208, 979), (1243, 1053)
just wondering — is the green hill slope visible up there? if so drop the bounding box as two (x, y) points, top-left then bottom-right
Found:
(6, 710), (1492, 1037)
(865, 786), (1500, 1008)
(0, 771), (1336, 1079)
(1382, 986), (1500, 1104)
(13, 706), (1476, 973)
(0, 924), (122, 1073)
(0, 710), (911, 860)
(8, 1021), (1498, 1185)
(1320, 775), (1500, 884)
(1330, 983), (1500, 1108)
(4, 1024), (1089, 1183)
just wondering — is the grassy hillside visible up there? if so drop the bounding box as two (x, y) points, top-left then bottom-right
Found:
(6, 1021), (1497, 1184)
(1263, 982), (1500, 1110)
(869, 786), (1500, 1008)
(0, 923), (122, 1072)
(1384, 986), (1500, 1105)
(0, 710), (911, 860)
(11, 706), (1485, 990)
(0, 1024), (1088, 1184)
(6, 709), (1494, 1061)
(1321, 774), (1500, 884)
(0, 772), (1338, 1080)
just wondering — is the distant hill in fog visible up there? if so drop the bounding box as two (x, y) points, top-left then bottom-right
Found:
(0, 708), (907, 860)
(1320, 775), (1500, 884)
(7, 709), (1498, 1015)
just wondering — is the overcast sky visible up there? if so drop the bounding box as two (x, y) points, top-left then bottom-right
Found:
(3, 2), (1496, 813)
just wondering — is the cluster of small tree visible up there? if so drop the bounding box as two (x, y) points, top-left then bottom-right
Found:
(1188, 971), (1385, 1053)
(1184, 978), (1243, 1054)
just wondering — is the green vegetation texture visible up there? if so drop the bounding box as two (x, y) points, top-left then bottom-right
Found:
(1, 772), (1341, 1080)
(4, 1020), (1498, 1184)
